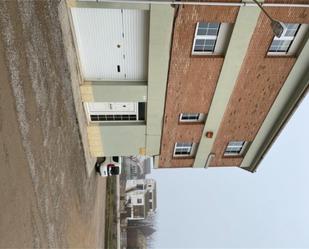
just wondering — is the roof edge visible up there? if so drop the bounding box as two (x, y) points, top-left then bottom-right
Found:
(246, 84), (309, 173)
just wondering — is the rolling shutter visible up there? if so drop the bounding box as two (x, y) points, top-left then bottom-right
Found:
(71, 8), (149, 81)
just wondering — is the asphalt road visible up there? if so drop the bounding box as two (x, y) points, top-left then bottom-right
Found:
(0, 1), (106, 248)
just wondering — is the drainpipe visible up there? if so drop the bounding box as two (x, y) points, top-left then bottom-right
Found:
(204, 153), (215, 169)
(98, 0), (309, 8)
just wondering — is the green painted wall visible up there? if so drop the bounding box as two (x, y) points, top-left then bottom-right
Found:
(90, 81), (148, 102)
(146, 4), (175, 155)
(99, 124), (146, 156)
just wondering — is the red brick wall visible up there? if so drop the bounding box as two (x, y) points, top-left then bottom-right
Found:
(159, 4), (239, 168)
(210, 6), (309, 167)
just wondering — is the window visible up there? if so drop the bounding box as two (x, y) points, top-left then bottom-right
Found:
(90, 114), (137, 122)
(193, 22), (220, 53)
(180, 113), (199, 121)
(136, 184), (144, 190)
(174, 142), (196, 157)
(192, 22), (233, 55)
(87, 102), (146, 122)
(137, 198), (142, 204)
(224, 141), (247, 156)
(268, 23), (300, 54)
(179, 113), (206, 122)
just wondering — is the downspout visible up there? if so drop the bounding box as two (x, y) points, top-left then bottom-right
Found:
(204, 153), (215, 169)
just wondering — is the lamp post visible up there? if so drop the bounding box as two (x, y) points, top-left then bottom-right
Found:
(252, 0), (285, 38)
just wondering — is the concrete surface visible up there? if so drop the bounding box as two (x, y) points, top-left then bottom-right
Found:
(59, 0), (97, 175)
(0, 0), (105, 248)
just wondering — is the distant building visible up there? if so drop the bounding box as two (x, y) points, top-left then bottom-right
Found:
(144, 179), (157, 215)
(143, 157), (152, 175)
(124, 157), (142, 180)
(125, 179), (157, 220)
(124, 156), (153, 180)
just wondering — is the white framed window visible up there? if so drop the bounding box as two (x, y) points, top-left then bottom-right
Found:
(224, 141), (247, 156)
(268, 23), (309, 56)
(173, 142), (196, 157)
(193, 22), (220, 53)
(268, 23), (300, 54)
(192, 22), (233, 55)
(179, 113), (207, 122)
(180, 113), (199, 121)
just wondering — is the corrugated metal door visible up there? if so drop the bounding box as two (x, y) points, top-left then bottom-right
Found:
(122, 9), (149, 81)
(71, 8), (149, 81)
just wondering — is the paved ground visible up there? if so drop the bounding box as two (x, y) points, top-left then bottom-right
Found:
(0, 1), (106, 248)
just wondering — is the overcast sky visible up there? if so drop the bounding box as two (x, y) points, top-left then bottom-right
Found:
(149, 93), (309, 248)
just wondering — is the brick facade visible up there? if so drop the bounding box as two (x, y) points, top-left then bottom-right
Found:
(210, 6), (309, 167)
(159, 1), (309, 168)
(159, 4), (239, 168)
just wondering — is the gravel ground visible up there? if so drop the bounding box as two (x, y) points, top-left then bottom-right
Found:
(0, 1), (106, 248)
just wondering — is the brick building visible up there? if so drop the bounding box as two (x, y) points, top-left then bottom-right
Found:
(67, 0), (309, 173)
(158, 0), (309, 172)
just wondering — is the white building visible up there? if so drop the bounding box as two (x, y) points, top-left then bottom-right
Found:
(125, 179), (157, 220)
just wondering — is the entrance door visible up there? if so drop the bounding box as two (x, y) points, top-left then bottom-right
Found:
(86, 102), (139, 122)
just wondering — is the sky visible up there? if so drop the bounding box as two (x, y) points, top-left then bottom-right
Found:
(149, 93), (309, 249)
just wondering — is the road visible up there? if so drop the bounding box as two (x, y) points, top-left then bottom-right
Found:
(0, 1), (106, 248)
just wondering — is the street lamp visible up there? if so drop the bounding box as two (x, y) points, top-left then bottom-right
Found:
(252, 0), (285, 38)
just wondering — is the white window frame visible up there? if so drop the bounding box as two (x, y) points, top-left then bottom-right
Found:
(179, 113), (206, 122)
(224, 141), (247, 156)
(89, 113), (138, 122)
(192, 22), (233, 55)
(173, 142), (196, 157)
(268, 23), (308, 56)
(84, 102), (146, 123)
(192, 22), (220, 55)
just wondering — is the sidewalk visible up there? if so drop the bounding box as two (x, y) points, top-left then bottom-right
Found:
(58, 1), (96, 176)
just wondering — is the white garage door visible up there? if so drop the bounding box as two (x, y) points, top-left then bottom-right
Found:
(71, 8), (149, 81)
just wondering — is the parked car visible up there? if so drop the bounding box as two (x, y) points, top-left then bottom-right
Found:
(95, 156), (122, 177)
